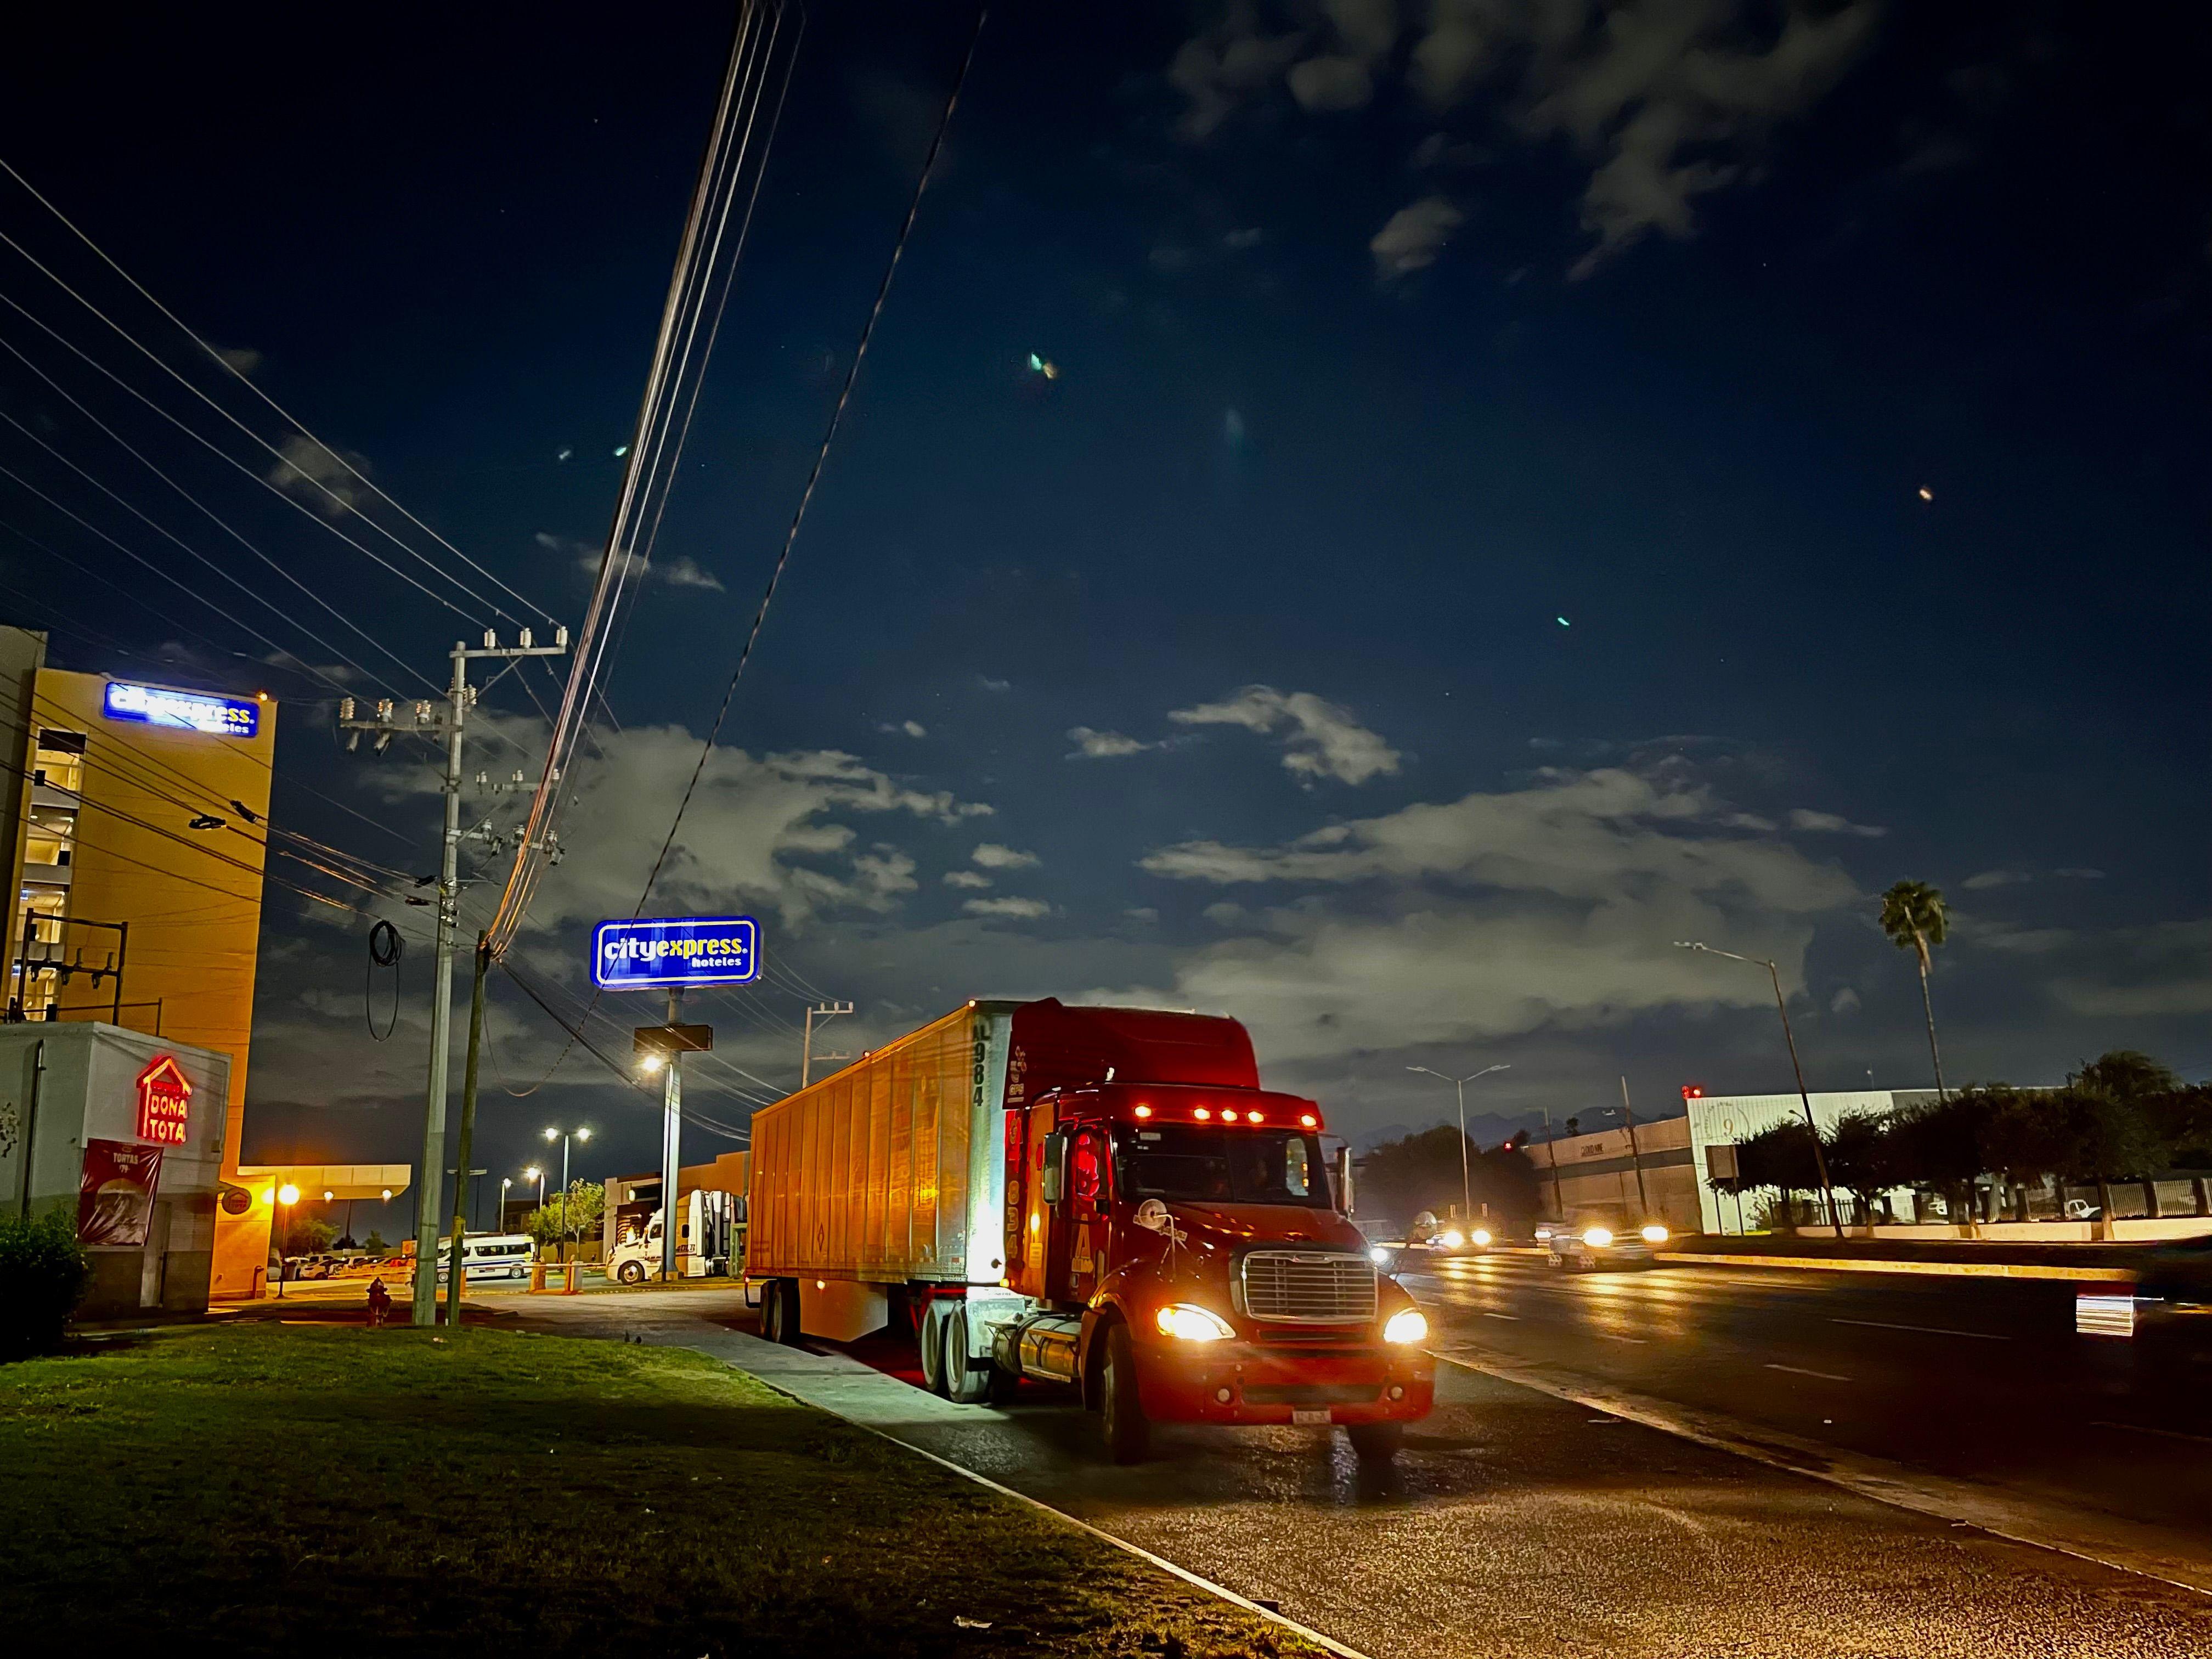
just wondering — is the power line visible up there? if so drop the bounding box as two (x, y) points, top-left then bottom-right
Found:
(0, 331), (428, 690)
(623, 5), (988, 926)
(0, 157), (552, 624)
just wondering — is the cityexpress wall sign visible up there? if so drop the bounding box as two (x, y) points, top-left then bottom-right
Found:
(591, 916), (760, 991)
(136, 1054), (193, 1146)
(103, 680), (260, 738)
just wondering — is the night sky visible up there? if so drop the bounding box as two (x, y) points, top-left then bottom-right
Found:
(4, 3), (2207, 1223)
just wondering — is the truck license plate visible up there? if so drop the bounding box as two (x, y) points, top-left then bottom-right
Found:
(1291, 1407), (1331, 1426)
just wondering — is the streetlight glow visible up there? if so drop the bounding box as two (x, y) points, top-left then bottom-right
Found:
(277, 1183), (300, 1206)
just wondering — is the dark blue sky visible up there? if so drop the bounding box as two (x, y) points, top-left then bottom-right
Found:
(3, 3), (2207, 1214)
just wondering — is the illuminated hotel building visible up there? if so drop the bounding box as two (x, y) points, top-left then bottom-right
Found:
(2, 626), (279, 1299)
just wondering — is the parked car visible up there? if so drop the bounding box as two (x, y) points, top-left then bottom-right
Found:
(1539, 1213), (1670, 1271)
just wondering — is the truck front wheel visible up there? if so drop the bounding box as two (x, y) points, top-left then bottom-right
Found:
(1100, 1321), (1149, 1464)
(1345, 1420), (1403, 1463)
(616, 1261), (645, 1286)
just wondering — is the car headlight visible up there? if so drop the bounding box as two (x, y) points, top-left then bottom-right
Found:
(1383, 1307), (1429, 1345)
(1368, 1245), (1392, 1266)
(1438, 1229), (1465, 1249)
(1471, 1227), (1493, 1247)
(1155, 1303), (1235, 1342)
(1581, 1226), (1614, 1248)
(1640, 1223), (1669, 1244)
(1533, 1226), (1552, 1241)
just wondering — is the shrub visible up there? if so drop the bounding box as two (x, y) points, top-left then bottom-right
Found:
(0, 1209), (91, 1361)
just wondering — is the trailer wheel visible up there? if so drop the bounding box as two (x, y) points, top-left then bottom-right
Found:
(1345, 1420), (1403, 1464)
(919, 1299), (949, 1394)
(941, 1308), (992, 1405)
(763, 1279), (800, 1345)
(1099, 1321), (1149, 1464)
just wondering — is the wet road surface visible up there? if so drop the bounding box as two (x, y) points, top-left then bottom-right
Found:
(1403, 1252), (2212, 1548)
(511, 1285), (2212, 1658)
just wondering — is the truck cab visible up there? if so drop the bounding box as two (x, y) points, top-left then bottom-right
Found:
(976, 1080), (1434, 1462)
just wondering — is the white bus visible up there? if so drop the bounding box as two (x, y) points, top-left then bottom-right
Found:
(432, 1233), (535, 1284)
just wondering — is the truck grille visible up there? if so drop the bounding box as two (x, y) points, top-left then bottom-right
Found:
(1239, 1251), (1376, 1324)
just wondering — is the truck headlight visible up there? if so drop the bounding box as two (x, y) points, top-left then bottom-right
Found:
(1383, 1307), (1429, 1345)
(1368, 1245), (1391, 1266)
(1470, 1227), (1493, 1247)
(1581, 1226), (1614, 1248)
(1640, 1223), (1669, 1244)
(1155, 1303), (1234, 1342)
(1438, 1228), (1465, 1249)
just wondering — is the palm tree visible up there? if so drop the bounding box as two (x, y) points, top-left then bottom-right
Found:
(1880, 879), (1951, 1099)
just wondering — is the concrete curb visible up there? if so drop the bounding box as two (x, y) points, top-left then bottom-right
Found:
(1661, 1250), (2130, 1283)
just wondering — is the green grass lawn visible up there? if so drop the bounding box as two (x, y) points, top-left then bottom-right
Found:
(1, 1322), (1319, 1658)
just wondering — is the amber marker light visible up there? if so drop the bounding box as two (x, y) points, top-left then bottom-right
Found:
(1133, 1104), (1153, 1119)
(1299, 1113), (1318, 1128)
(1221, 1109), (1240, 1122)
(1247, 1111), (1263, 1124)
(1193, 1107), (1212, 1121)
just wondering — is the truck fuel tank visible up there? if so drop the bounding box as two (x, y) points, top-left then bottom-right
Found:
(992, 1308), (1084, 1384)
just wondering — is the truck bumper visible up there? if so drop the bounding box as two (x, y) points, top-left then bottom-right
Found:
(1135, 1338), (1435, 1425)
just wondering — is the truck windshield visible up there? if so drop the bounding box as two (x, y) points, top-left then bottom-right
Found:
(1114, 1124), (1333, 1209)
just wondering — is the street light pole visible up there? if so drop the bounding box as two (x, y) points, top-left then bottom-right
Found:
(1675, 941), (1842, 1238)
(1407, 1064), (1510, 1226)
(544, 1127), (593, 1265)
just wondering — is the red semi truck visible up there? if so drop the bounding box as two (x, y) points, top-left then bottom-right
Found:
(745, 997), (1434, 1462)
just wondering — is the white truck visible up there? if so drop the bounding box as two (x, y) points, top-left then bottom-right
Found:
(604, 1188), (739, 1284)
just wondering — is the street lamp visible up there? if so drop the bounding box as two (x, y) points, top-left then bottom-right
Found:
(1406, 1064), (1510, 1228)
(499, 1176), (513, 1233)
(524, 1165), (544, 1209)
(275, 1182), (300, 1299)
(1675, 941), (1842, 1237)
(544, 1127), (593, 1262)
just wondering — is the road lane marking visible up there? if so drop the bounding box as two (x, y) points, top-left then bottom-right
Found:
(1435, 1350), (2212, 1600)
(1831, 1317), (2011, 1341)
(1765, 1363), (1852, 1382)
(1661, 1251), (2126, 1283)
(1480, 1311), (1522, 1321)
(1595, 1331), (1649, 1344)
(2092, 1421), (2212, 1448)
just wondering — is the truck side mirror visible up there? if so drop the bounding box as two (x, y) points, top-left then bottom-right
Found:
(1335, 1146), (1355, 1215)
(1040, 1131), (1068, 1205)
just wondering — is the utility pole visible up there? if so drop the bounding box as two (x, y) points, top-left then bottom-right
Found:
(1618, 1076), (1649, 1217)
(1536, 1101), (1565, 1222)
(341, 626), (568, 1328)
(803, 1001), (853, 1087)
(661, 986), (682, 1282)
(443, 933), (490, 1330)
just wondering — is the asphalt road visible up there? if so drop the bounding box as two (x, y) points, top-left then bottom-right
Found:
(511, 1285), (2212, 1659)
(1402, 1251), (2212, 1548)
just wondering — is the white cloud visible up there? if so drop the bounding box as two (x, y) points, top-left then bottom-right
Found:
(1202, 902), (1249, 926)
(878, 719), (928, 738)
(1066, 726), (1153, 759)
(1370, 196), (1465, 278)
(372, 713), (991, 937)
(1786, 808), (1886, 838)
(1963, 868), (2031, 891)
(943, 870), (992, 890)
(1831, 986), (1861, 1014)
(1171, 0), (1881, 277)
(1169, 685), (1401, 787)
(979, 676), (1011, 693)
(1108, 765), (1860, 1063)
(543, 533), (724, 593)
(216, 345), (262, 376)
(2051, 920), (2212, 1019)
(963, 896), (1052, 921)
(266, 435), (369, 515)
(972, 843), (1040, 870)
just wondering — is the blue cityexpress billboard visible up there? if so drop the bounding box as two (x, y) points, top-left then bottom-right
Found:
(103, 680), (260, 738)
(591, 916), (760, 991)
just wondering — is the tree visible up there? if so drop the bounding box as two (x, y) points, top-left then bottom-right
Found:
(1976, 1086), (2076, 1217)
(362, 1229), (389, 1253)
(1885, 1092), (1990, 1221)
(1735, 1120), (1824, 1227)
(1821, 1111), (1895, 1224)
(1356, 1126), (1475, 1227)
(2062, 1052), (2175, 1218)
(523, 1181), (605, 1255)
(1880, 879), (1951, 1098)
(281, 1216), (338, 1256)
